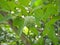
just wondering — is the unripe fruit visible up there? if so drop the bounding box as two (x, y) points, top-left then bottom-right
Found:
(24, 16), (35, 27)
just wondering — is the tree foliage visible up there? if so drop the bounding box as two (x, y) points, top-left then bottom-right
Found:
(0, 0), (60, 45)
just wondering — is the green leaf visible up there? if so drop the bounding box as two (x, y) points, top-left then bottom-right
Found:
(30, 27), (38, 35)
(30, 0), (36, 7)
(56, 0), (60, 12)
(0, 0), (10, 10)
(42, 4), (57, 22)
(43, 16), (60, 36)
(19, 0), (31, 6)
(43, 16), (60, 45)
(13, 17), (24, 36)
(0, 14), (4, 22)
(0, 14), (12, 23)
(34, 0), (43, 6)
(7, 0), (17, 11)
(32, 7), (44, 26)
(37, 37), (44, 45)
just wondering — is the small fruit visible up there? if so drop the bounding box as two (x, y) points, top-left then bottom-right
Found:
(24, 16), (35, 27)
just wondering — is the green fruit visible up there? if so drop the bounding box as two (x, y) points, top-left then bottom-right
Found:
(24, 16), (35, 27)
